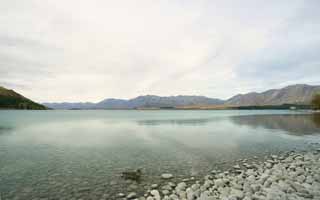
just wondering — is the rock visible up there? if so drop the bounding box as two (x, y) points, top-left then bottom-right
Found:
(121, 169), (142, 181)
(168, 182), (176, 188)
(204, 175), (213, 180)
(247, 175), (256, 182)
(162, 196), (170, 200)
(214, 179), (225, 187)
(151, 184), (158, 189)
(150, 190), (161, 200)
(162, 185), (172, 191)
(169, 194), (179, 200)
(233, 164), (241, 169)
(117, 193), (125, 198)
(230, 188), (244, 199)
(211, 170), (218, 174)
(78, 187), (91, 192)
(127, 192), (137, 199)
(186, 188), (195, 200)
(178, 191), (187, 199)
(265, 162), (273, 168)
(161, 173), (173, 179)
(176, 182), (187, 192)
(140, 150), (320, 200)
(162, 190), (170, 195)
(128, 183), (138, 190)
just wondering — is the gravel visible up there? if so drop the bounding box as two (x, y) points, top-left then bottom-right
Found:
(123, 149), (320, 200)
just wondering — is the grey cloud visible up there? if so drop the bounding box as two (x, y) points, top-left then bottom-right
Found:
(0, 0), (319, 102)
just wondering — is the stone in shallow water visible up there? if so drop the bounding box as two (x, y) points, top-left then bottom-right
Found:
(211, 170), (218, 174)
(161, 173), (173, 179)
(121, 169), (142, 181)
(168, 182), (176, 188)
(117, 193), (125, 197)
(233, 164), (241, 169)
(176, 182), (187, 192)
(150, 190), (161, 200)
(127, 192), (137, 199)
(151, 184), (158, 189)
(162, 190), (170, 195)
(230, 188), (244, 199)
(214, 179), (225, 187)
(162, 185), (172, 191)
(78, 187), (90, 192)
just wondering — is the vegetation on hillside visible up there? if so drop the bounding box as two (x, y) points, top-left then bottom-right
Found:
(312, 94), (320, 110)
(0, 86), (47, 110)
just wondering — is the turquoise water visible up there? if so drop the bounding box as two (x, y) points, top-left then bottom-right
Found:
(0, 110), (320, 199)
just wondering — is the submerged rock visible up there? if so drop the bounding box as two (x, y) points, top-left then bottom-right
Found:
(127, 192), (137, 199)
(161, 173), (173, 179)
(121, 169), (142, 181)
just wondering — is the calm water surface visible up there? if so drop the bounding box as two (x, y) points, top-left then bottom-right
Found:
(0, 110), (320, 199)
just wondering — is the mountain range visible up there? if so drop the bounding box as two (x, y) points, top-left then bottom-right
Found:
(0, 84), (319, 110)
(44, 95), (224, 110)
(225, 84), (320, 106)
(43, 84), (320, 110)
(0, 86), (46, 110)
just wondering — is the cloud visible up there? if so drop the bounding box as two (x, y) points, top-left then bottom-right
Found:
(0, 0), (319, 102)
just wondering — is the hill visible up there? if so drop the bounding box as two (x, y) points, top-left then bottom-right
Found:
(43, 84), (320, 110)
(0, 86), (46, 110)
(225, 84), (320, 106)
(44, 95), (224, 109)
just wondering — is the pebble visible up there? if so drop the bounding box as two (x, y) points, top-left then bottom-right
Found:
(127, 192), (137, 199)
(117, 193), (125, 198)
(121, 150), (320, 200)
(150, 190), (160, 200)
(151, 184), (158, 189)
(161, 174), (173, 179)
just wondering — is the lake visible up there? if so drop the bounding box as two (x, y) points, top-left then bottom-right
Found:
(0, 110), (320, 199)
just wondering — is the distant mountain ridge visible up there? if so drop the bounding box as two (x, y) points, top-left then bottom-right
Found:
(0, 86), (46, 110)
(225, 84), (320, 106)
(44, 95), (224, 109)
(43, 84), (320, 110)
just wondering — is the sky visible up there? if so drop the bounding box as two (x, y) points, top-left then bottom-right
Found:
(0, 0), (320, 103)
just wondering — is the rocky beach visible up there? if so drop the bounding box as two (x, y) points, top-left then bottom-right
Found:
(121, 146), (320, 200)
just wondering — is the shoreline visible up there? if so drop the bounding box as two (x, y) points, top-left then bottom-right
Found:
(121, 146), (320, 200)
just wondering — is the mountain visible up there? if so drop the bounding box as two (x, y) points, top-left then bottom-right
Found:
(43, 84), (320, 110)
(225, 84), (320, 106)
(97, 95), (224, 109)
(44, 95), (224, 109)
(41, 102), (95, 110)
(0, 86), (46, 110)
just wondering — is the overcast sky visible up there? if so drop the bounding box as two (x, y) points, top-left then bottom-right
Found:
(1, 0), (320, 102)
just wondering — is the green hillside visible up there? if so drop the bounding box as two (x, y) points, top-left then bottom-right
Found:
(0, 86), (46, 110)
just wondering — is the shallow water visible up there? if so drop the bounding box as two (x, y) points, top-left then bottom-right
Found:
(0, 110), (320, 199)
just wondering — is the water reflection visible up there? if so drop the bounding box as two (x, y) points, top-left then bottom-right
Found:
(1, 111), (320, 200)
(230, 114), (320, 135)
(0, 126), (12, 135)
(137, 118), (221, 126)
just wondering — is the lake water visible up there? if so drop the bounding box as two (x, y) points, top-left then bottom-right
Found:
(1, 110), (320, 199)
